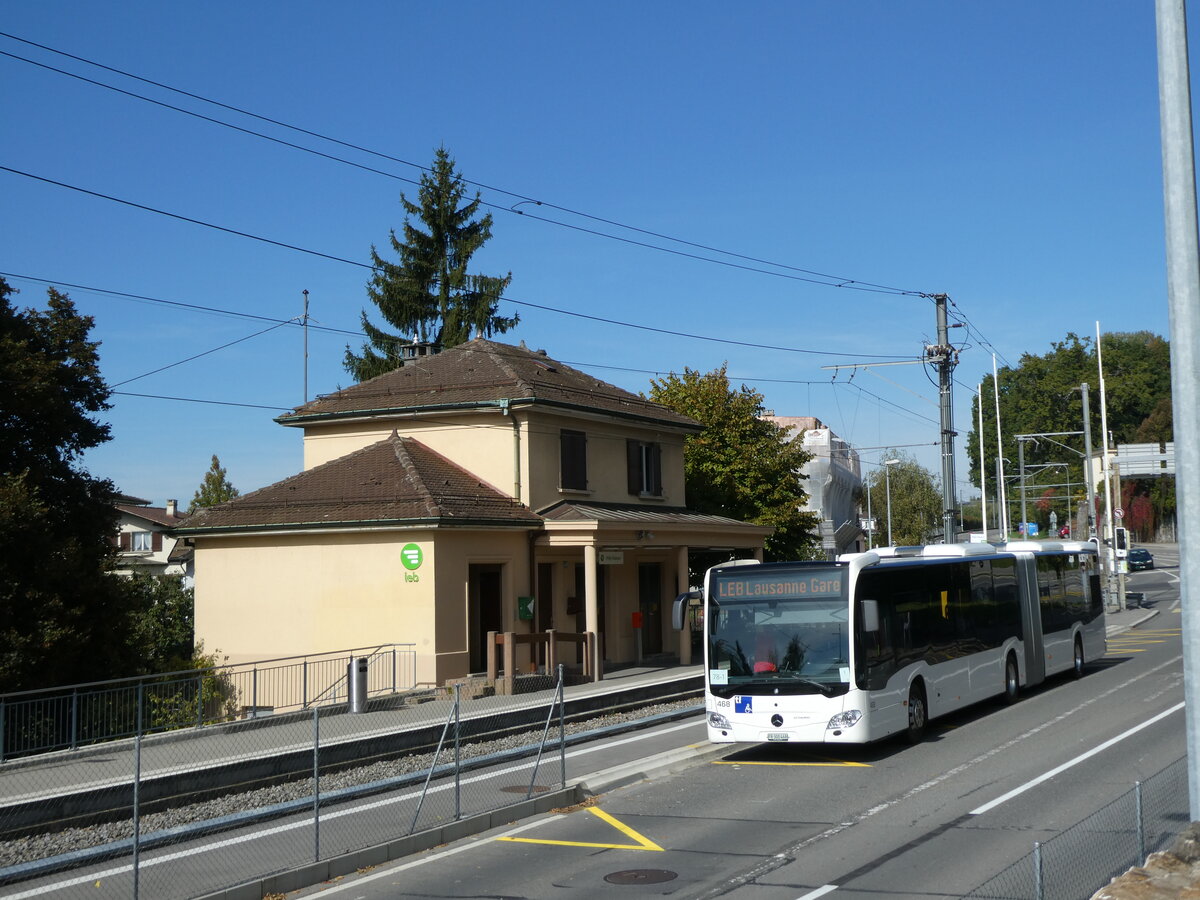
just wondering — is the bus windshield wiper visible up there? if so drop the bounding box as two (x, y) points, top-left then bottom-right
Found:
(794, 678), (840, 696)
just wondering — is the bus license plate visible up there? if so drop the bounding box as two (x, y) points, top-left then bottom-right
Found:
(767, 733), (789, 742)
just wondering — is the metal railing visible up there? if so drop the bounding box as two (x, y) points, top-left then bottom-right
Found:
(965, 754), (1190, 899)
(0, 643), (417, 761)
(0, 666), (569, 900)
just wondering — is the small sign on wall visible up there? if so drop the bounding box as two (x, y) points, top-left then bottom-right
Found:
(598, 551), (624, 565)
(401, 543), (423, 583)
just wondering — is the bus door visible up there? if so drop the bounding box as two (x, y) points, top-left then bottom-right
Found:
(1013, 554), (1046, 686)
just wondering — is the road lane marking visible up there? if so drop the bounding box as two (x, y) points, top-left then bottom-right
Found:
(969, 701), (1184, 815)
(713, 759), (871, 767)
(796, 885), (839, 898)
(497, 807), (664, 851)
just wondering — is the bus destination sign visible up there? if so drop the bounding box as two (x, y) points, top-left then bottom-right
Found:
(714, 568), (844, 600)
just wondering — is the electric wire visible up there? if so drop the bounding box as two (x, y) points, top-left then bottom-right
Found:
(0, 33), (927, 298)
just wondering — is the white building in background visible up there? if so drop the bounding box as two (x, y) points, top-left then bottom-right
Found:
(763, 415), (864, 556)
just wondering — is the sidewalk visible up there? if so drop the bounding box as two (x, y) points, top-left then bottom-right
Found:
(1104, 599), (1161, 635)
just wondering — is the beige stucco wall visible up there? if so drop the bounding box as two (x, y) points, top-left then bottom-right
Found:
(298, 414), (519, 499)
(193, 527), (533, 690)
(296, 409), (689, 513)
(523, 412), (688, 511)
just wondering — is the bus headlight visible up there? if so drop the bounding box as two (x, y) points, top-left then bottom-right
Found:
(708, 711), (732, 729)
(827, 709), (862, 730)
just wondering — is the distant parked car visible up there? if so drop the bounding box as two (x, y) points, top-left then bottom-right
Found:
(1128, 548), (1154, 571)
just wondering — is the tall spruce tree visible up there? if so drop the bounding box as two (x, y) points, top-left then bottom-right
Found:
(189, 454), (239, 512)
(345, 148), (517, 381)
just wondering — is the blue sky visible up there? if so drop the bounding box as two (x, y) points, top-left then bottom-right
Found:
(1, 3), (1177, 508)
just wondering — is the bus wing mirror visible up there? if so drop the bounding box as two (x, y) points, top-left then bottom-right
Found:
(861, 599), (880, 633)
(672, 590), (700, 630)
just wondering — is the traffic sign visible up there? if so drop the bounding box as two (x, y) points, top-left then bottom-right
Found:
(1115, 508), (1124, 519)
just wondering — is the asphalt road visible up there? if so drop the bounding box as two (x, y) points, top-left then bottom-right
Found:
(288, 547), (1185, 900)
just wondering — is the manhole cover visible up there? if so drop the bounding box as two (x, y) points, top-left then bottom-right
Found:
(499, 784), (552, 794)
(604, 869), (678, 885)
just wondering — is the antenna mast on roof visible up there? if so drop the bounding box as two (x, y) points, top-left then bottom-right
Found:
(302, 289), (310, 403)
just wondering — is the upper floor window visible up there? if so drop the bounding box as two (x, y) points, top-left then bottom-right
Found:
(627, 440), (663, 497)
(560, 429), (588, 491)
(121, 530), (161, 553)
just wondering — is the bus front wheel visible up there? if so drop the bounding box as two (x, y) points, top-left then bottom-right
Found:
(1072, 637), (1085, 679)
(906, 683), (927, 744)
(1004, 654), (1020, 704)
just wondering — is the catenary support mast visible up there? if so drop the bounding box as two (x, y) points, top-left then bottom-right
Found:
(930, 294), (959, 542)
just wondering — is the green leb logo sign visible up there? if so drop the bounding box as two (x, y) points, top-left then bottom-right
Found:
(401, 543), (423, 571)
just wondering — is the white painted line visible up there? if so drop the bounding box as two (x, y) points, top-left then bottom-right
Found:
(969, 701), (1184, 815)
(796, 885), (839, 899)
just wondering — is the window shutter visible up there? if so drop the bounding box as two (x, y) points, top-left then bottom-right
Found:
(627, 440), (641, 494)
(649, 443), (663, 496)
(152, 532), (163, 552)
(560, 430), (588, 490)
(119, 532), (131, 551)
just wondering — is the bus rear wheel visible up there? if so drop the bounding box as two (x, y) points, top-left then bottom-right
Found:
(1072, 637), (1085, 679)
(906, 683), (927, 744)
(1003, 654), (1020, 704)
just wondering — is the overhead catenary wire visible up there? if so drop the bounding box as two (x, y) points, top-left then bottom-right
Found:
(0, 34), (927, 299)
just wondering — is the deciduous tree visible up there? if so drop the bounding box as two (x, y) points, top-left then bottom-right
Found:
(648, 365), (819, 563)
(862, 454), (942, 546)
(345, 148), (517, 380)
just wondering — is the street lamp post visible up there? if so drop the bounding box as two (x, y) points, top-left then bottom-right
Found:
(885, 458), (900, 545)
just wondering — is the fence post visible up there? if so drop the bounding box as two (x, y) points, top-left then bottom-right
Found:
(1032, 841), (1043, 900)
(313, 707), (320, 862)
(252, 667), (258, 718)
(70, 689), (78, 751)
(392, 647), (397, 694)
(0, 699), (5, 763)
(558, 664), (566, 789)
(303, 659), (308, 709)
(1136, 780), (1146, 861)
(133, 681), (143, 900)
(196, 674), (204, 729)
(454, 683), (462, 820)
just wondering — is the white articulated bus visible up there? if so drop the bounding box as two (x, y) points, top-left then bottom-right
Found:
(673, 541), (1105, 745)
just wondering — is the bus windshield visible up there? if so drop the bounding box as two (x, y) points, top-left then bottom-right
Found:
(707, 565), (850, 697)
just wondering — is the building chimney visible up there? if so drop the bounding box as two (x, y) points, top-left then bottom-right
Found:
(166, 499), (177, 517)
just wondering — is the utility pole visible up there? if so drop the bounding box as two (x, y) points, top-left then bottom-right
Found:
(1081, 383), (1097, 539)
(928, 295), (960, 542)
(1156, 0), (1200, 820)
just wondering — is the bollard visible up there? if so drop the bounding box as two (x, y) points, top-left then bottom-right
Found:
(347, 657), (369, 713)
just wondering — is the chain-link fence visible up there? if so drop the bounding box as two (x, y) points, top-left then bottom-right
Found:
(0, 666), (569, 899)
(965, 755), (1190, 900)
(0, 644), (417, 761)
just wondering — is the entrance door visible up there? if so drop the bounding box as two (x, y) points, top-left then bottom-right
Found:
(638, 563), (663, 655)
(536, 563), (554, 668)
(638, 564), (667, 657)
(469, 564), (504, 674)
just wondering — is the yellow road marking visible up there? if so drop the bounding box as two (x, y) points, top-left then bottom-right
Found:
(713, 759), (871, 767)
(497, 807), (664, 851)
